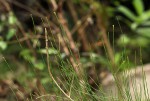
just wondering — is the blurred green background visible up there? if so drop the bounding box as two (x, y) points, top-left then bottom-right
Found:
(0, 0), (150, 100)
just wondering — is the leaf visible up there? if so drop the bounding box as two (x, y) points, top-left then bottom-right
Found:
(20, 49), (31, 56)
(6, 28), (16, 40)
(131, 10), (150, 25)
(8, 12), (16, 25)
(131, 22), (138, 30)
(137, 28), (150, 38)
(141, 20), (150, 26)
(0, 41), (7, 50)
(140, 10), (150, 21)
(136, 37), (149, 47)
(41, 77), (50, 84)
(114, 53), (122, 64)
(20, 49), (35, 62)
(118, 6), (137, 21)
(132, 0), (144, 15)
(38, 48), (58, 55)
(34, 61), (45, 70)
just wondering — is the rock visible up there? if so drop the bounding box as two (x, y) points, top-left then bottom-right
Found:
(100, 64), (150, 100)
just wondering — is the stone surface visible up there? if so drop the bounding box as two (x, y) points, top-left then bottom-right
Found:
(100, 64), (150, 100)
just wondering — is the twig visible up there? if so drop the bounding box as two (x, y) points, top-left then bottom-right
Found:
(45, 28), (74, 101)
(66, 0), (90, 51)
(57, 12), (79, 57)
(2, 2), (38, 58)
(96, 14), (115, 69)
(57, 33), (80, 76)
(6, 0), (57, 28)
(94, 5), (125, 99)
(48, 0), (58, 11)
(36, 94), (68, 100)
(0, 0), (11, 11)
(7, 35), (44, 44)
(53, 1), (83, 79)
(16, 23), (37, 58)
(50, 1), (80, 72)
(6, 0), (45, 19)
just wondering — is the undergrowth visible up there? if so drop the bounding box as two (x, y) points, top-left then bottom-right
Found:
(1, 14), (149, 101)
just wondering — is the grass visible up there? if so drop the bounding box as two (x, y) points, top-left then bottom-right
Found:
(1, 15), (149, 101)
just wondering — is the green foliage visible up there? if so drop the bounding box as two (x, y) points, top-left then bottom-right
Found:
(133, 0), (144, 15)
(115, 0), (150, 64)
(0, 12), (17, 40)
(6, 28), (16, 40)
(117, 0), (150, 37)
(0, 12), (17, 52)
(38, 48), (58, 55)
(0, 0), (150, 100)
(0, 40), (7, 51)
(117, 0), (150, 29)
(20, 49), (45, 70)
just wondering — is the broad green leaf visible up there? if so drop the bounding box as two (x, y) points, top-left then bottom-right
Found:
(131, 22), (138, 30)
(131, 10), (150, 27)
(140, 10), (150, 21)
(141, 20), (150, 26)
(133, 0), (144, 15)
(137, 28), (150, 38)
(118, 6), (137, 21)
